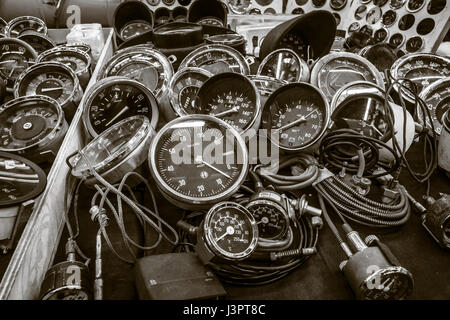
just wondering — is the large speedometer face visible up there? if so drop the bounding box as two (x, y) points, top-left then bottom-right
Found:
(149, 115), (248, 210)
(261, 83), (329, 151)
(194, 73), (261, 134)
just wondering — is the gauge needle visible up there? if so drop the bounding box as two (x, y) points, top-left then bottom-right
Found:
(217, 226), (235, 242)
(211, 106), (239, 118)
(0, 60), (16, 64)
(105, 106), (130, 127)
(274, 109), (317, 132)
(200, 160), (232, 179)
(40, 87), (63, 92)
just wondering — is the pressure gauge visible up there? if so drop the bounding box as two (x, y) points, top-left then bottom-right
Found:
(99, 48), (173, 101)
(18, 33), (56, 55)
(390, 53), (450, 104)
(194, 73), (261, 134)
(0, 18), (7, 36)
(261, 82), (330, 152)
(0, 95), (68, 163)
(0, 38), (38, 92)
(14, 62), (82, 122)
(310, 52), (385, 102)
(179, 44), (250, 76)
(257, 48), (310, 83)
(418, 77), (450, 136)
(6, 16), (47, 38)
(83, 77), (159, 138)
(247, 75), (287, 107)
(198, 202), (258, 261)
(69, 116), (154, 186)
(36, 47), (92, 89)
(167, 67), (213, 119)
(226, 0), (252, 14)
(148, 115), (249, 210)
(120, 20), (153, 41)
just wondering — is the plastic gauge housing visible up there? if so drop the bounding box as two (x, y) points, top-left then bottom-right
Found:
(69, 116), (154, 186)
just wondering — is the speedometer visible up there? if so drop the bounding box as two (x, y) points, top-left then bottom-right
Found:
(6, 16), (47, 38)
(18, 33), (55, 55)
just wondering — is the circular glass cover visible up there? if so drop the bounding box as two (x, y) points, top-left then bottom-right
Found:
(257, 48), (308, 83)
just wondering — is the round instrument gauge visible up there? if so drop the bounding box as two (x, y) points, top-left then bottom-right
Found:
(14, 62), (82, 119)
(196, 17), (224, 27)
(99, 48), (173, 100)
(389, 33), (404, 48)
(120, 20), (152, 41)
(36, 47), (92, 89)
(6, 16), (47, 38)
(311, 52), (385, 103)
(418, 77), (450, 136)
(0, 38), (38, 92)
(18, 33), (55, 55)
(382, 10), (397, 27)
(312, 0), (326, 7)
(348, 22), (361, 34)
(0, 95), (68, 163)
(407, 0), (425, 12)
(83, 77), (159, 138)
(69, 116), (154, 185)
(373, 28), (389, 43)
(257, 48), (310, 83)
(248, 75), (287, 107)
(246, 198), (288, 240)
(179, 44), (250, 75)
(261, 82), (330, 152)
(390, 53), (450, 103)
(149, 115), (249, 210)
(0, 151), (46, 208)
(279, 32), (309, 62)
(330, 0), (347, 11)
(202, 202), (258, 261)
(194, 73), (261, 134)
(390, 0), (406, 9)
(0, 18), (7, 36)
(405, 36), (423, 53)
(366, 7), (382, 24)
(168, 67), (213, 118)
(359, 266), (413, 300)
(227, 0), (252, 14)
(374, 0), (388, 6)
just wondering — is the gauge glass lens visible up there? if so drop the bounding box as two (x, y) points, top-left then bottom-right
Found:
(279, 32), (309, 61)
(0, 39), (37, 88)
(257, 49), (303, 83)
(261, 83), (328, 150)
(7, 17), (47, 37)
(115, 59), (163, 94)
(247, 201), (287, 239)
(120, 20), (152, 41)
(366, 7), (382, 24)
(361, 267), (413, 300)
(18, 34), (55, 54)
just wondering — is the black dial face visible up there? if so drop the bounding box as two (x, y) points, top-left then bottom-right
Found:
(87, 83), (155, 135)
(279, 32), (309, 61)
(330, 0), (347, 10)
(407, 0), (425, 11)
(7, 18), (47, 37)
(374, 0), (389, 6)
(389, 33), (404, 48)
(195, 74), (259, 133)
(419, 80), (450, 135)
(374, 28), (389, 43)
(312, 0), (326, 7)
(17, 68), (75, 105)
(390, 0), (406, 9)
(206, 203), (257, 259)
(18, 34), (55, 54)
(405, 36), (423, 53)
(0, 39), (37, 88)
(0, 100), (59, 150)
(182, 47), (248, 75)
(261, 84), (328, 150)
(247, 201), (287, 239)
(120, 20), (152, 40)
(382, 10), (397, 26)
(152, 117), (246, 202)
(170, 69), (211, 117)
(316, 56), (380, 102)
(258, 49), (303, 83)
(360, 267), (413, 300)
(41, 51), (88, 74)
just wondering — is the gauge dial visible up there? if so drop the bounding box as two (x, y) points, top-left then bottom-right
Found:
(194, 73), (261, 134)
(227, 0), (252, 14)
(373, 28), (389, 43)
(330, 0), (347, 10)
(405, 37), (423, 53)
(179, 44), (250, 75)
(382, 10), (397, 27)
(18, 33), (55, 54)
(203, 202), (258, 260)
(261, 82), (330, 151)
(120, 20), (152, 41)
(374, 0), (388, 6)
(390, 0), (406, 9)
(366, 7), (382, 24)
(248, 75), (287, 107)
(418, 77), (450, 136)
(149, 115), (248, 210)
(196, 17), (224, 27)
(0, 38), (38, 91)
(390, 53), (450, 103)
(0, 95), (67, 161)
(279, 32), (309, 62)
(83, 77), (159, 138)
(257, 48), (309, 83)
(360, 266), (413, 300)
(246, 199), (288, 240)
(407, 0), (425, 12)
(0, 18), (7, 36)
(168, 67), (212, 118)
(6, 16), (47, 38)
(311, 52), (384, 103)
(312, 0), (326, 7)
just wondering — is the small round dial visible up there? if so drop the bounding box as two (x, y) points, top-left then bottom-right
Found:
(196, 17), (224, 27)
(179, 44), (250, 75)
(83, 77), (159, 138)
(149, 115), (248, 210)
(382, 10), (397, 27)
(194, 73), (261, 134)
(6, 16), (47, 38)
(360, 266), (413, 300)
(407, 0), (425, 12)
(0, 38), (38, 91)
(18, 33), (55, 54)
(311, 52), (384, 103)
(246, 200), (288, 240)
(261, 82), (330, 151)
(168, 67), (213, 117)
(257, 48), (309, 83)
(374, 0), (388, 6)
(203, 202), (258, 260)
(120, 20), (152, 41)
(390, 0), (406, 9)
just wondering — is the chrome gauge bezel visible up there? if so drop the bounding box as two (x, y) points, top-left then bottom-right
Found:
(179, 44), (250, 75)
(257, 48), (310, 83)
(246, 198), (289, 240)
(18, 33), (56, 55)
(311, 52), (385, 103)
(247, 75), (287, 107)
(203, 201), (258, 261)
(0, 18), (7, 36)
(360, 266), (414, 300)
(6, 16), (48, 38)
(82, 76), (160, 138)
